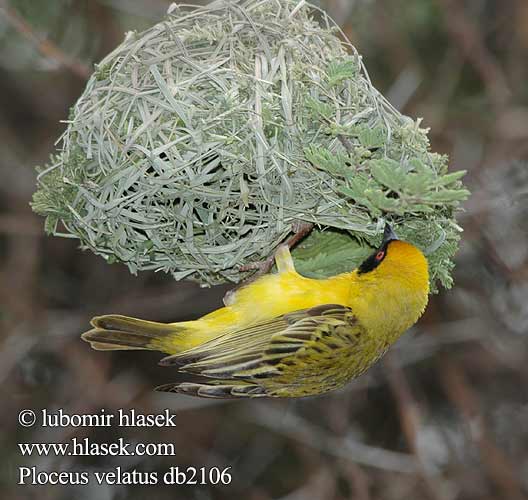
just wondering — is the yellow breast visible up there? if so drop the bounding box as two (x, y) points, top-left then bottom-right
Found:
(196, 239), (429, 351)
(348, 240), (429, 340)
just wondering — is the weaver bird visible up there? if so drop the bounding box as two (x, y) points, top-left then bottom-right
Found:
(82, 224), (429, 398)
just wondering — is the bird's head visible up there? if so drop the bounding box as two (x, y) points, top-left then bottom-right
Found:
(357, 224), (429, 293)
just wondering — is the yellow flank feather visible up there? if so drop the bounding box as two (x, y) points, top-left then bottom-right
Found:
(82, 224), (429, 398)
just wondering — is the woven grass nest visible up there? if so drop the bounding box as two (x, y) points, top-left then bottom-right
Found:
(32, 0), (469, 290)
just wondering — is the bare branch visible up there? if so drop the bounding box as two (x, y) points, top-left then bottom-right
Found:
(436, 0), (511, 110)
(0, 0), (90, 79)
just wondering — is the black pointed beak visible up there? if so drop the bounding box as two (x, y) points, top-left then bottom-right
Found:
(382, 223), (398, 243)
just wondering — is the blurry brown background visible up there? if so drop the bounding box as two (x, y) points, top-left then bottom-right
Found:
(1, 1), (527, 499)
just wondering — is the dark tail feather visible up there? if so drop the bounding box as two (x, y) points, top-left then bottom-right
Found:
(82, 314), (181, 353)
(88, 340), (144, 351)
(155, 381), (267, 399)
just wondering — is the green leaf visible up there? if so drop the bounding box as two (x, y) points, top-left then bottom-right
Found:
(326, 59), (358, 87)
(304, 146), (351, 178)
(404, 172), (431, 195)
(340, 172), (371, 197)
(358, 126), (386, 149)
(428, 189), (471, 203)
(365, 189), (404, 213)
(370, 158), (407, 192)
(305, 96), (334, 120)
(408, 204), (434, 213)
(432, 170), (467, 187)
(292, 229), (371, 277)
(43, 215), (58, 235)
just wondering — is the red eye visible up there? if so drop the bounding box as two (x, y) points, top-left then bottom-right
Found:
(375, 250), (385, 261)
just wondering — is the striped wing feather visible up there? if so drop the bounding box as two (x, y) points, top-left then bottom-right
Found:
(157, 304), (366, 398)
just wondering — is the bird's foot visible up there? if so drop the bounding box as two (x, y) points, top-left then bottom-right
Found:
(238, 221), (314, 281)
(288, 221), (314, 247)
(239, 254), (275, 274)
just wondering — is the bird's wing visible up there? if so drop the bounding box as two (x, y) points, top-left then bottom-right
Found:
(157, 304), (367, 398)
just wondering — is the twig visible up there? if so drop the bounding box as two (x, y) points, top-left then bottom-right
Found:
(243, 405), (420, 474)
(0, 0), (90, 79)
(337, 134), (355, 153)
(338, 461), (371, 500)
(438, 358), (525, 500)
(239, 221), (314, 276)
(384, 355), (448, 500)
(0, 214), (42, 236)
(435, 0), (511, 110)
(275, 468), (336, 500)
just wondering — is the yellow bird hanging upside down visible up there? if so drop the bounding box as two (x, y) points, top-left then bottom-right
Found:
(82, 224), (429, 398)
